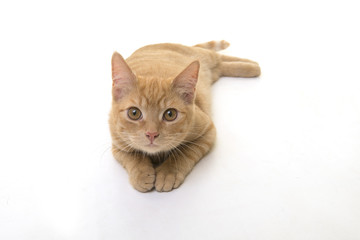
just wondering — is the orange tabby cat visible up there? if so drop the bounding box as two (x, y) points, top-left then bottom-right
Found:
(109, 40), (260, 192)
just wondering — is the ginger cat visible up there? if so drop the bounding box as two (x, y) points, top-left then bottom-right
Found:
(109, 40), (260, 192)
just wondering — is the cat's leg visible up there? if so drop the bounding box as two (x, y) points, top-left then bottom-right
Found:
(155, 122), (216, 192)
(219, 53), (261, 78)
(112, 146), (155, 192)
(220, 60), (261, 78)
(220, 55), (259, 64)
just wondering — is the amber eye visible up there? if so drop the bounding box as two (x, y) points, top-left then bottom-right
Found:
(163, 108), (177, 121)
(127, 107), (142, 120)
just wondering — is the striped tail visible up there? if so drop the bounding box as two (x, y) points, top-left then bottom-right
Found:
(194, 40), (230, 51)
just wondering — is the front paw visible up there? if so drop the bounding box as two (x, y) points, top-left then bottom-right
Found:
(129, 166), (155, 192)
(155, 167), (185, 192)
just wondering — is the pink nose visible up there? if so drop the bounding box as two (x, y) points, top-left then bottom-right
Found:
(145, 132), (159, 144)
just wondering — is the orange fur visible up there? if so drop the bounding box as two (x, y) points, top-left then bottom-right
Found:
(109, 41), (260, 192)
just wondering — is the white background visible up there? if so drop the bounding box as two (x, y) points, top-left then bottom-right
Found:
(1, 0), (360, 239)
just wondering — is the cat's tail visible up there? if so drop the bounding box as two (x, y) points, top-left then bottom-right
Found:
(195, 40), (261, 78)
(194, 40), (230, 51)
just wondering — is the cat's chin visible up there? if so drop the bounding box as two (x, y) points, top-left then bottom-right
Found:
(140, 144), (164, 154)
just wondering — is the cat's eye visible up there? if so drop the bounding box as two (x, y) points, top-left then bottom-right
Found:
(163, 108), (177, 121)
(127, 107), (142, 120)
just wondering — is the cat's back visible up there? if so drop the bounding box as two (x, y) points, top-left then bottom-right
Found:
(125, 43), (215, 78)
(130, 43), (197, 60)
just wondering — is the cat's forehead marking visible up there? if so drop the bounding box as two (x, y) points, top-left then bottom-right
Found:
(140, 92), (168, 109)
(128, 98), (139, 106)
(136, 76), (173, 108)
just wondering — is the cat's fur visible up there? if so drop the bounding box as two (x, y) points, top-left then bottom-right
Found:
(109, 40), (260, 192)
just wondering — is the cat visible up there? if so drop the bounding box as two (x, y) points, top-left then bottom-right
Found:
(109, 40), (260, 192)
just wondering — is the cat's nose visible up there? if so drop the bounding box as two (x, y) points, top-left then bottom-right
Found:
(145, 132), (159, 144)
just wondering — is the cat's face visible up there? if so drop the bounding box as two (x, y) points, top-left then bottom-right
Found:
(109, 77), (195, 154)
(109, 52), (199, 154)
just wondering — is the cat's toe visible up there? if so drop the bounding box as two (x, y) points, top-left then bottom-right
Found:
(155, 172), (174, 192)
(173, 173), (185, 189)
(130, 167), (155, 192)
(155, 171), (185, 192)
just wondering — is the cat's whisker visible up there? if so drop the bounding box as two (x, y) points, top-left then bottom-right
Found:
(114, 141), (136, 153)
(163, 137), (206, 151)
(168, 143), (181, 172)
(181, 140), (208, 150)
(100, 144), (113, 159)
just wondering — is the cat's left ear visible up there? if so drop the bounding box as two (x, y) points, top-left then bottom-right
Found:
(111, 52), (136, 101)
(171, 61), (200, 104)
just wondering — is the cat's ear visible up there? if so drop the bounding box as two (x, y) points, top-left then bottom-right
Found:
(172, 61), (200, 104)
(111, 52), (136, 101)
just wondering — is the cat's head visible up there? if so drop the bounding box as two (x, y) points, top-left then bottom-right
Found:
(109, 52), (199, 154)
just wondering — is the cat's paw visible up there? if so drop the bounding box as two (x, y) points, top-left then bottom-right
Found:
(155, 167), (185, 192)
(129, 166), (155, 192)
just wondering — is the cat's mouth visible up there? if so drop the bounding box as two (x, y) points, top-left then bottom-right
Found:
(141, 143), (165, 154)
(146, 143), (159, 147)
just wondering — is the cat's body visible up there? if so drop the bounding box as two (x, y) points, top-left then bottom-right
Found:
(109, 40), (260, 192)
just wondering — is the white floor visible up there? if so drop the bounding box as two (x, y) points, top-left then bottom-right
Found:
(1, 1), (360, 239)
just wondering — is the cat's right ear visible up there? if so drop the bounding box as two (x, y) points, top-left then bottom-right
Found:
(111, 52), (136, 101)
(171, 61), (200, 104)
